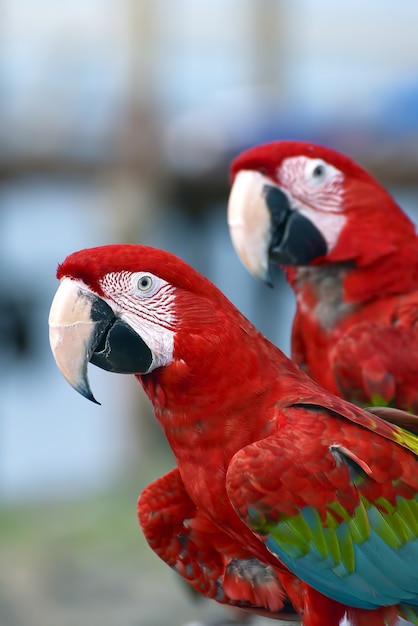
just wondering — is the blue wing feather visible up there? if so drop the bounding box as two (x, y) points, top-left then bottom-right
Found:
(265, 505), (418, 608)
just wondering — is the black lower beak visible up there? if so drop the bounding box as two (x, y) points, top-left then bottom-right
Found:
(90, 310), (153, 375)
(263, 185), (328, 266)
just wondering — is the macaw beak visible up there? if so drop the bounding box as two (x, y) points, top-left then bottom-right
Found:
(48, 278), (153, 404)
(227, 170), (328, 284)
(228, 170), (273, 284)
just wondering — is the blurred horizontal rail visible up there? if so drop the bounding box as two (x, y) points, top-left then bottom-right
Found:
(0, 148), (417, 191)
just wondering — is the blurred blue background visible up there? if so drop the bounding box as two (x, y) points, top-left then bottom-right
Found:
(1, 1), (418, 625)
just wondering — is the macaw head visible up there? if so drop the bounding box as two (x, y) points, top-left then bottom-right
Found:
(228, 140), (416, 284)
(49, 244), (261, 405)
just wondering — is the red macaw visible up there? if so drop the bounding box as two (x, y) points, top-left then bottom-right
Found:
(49, 244), (418, 626)
(228, 141), (418, 411)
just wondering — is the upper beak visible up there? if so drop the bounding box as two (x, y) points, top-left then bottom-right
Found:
(228, 170), (273, 284)
(48, 278), (153, 404)
(227, 170), (328, 283)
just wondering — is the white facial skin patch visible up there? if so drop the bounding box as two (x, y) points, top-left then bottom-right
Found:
(100, 271), (177, 371)
(277, 155), (347, 253)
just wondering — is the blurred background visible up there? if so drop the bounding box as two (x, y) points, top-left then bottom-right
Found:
(1, 1), (418, 625)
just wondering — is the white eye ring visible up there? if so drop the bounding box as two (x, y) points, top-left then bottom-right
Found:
(137, 275), (154, 291)
(312, 162), (326, 178)
(306, 158), (328, 182)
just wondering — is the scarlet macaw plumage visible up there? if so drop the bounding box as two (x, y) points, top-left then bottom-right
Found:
(228, 141), (418, 411)
(49, 244), (418, 626)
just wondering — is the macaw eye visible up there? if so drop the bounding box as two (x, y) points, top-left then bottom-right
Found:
(137, 275), (154, 291)
(132, 271), (162, 297)
(307, 159), (328, 181)
(305, 158), (340, 186)
(312, 163), (325, 178)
